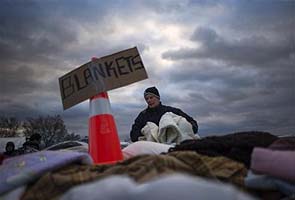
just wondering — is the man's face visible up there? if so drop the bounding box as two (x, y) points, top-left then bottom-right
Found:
(145, 94), (160, 108)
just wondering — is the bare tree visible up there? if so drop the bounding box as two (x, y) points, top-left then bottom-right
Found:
(64, 132), (81, 141)
(1, 115), (80, 148)
(0, 116), (21, 137)
(23, 115), (78, 147)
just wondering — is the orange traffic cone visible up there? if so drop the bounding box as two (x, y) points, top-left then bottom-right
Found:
(88, 90), (123, 164)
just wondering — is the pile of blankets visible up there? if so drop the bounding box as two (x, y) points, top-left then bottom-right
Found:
(169, 132), (295, 199)
(0, 131), (294, 200)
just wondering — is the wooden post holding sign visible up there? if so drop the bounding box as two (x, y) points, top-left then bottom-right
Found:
(59, 47), (148, 110)
(58, 47), (148, 164)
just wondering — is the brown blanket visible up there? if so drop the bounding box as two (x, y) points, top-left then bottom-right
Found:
(21, 151), (247, 200)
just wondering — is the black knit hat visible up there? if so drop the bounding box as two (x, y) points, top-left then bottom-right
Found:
(144, 86), (160, 99)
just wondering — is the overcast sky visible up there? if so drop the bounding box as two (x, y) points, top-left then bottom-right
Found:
(0, 0), (294, 140)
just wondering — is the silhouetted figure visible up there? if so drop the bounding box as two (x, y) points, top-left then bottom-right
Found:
(29, 133), (42, 150)
(22, 141), (39, 153)
(4, 141), (18, 157)
(21, 133), (42, 154)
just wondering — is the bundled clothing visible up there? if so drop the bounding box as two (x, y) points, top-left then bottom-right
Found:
(130, 103), (198, 142)
(169, 131), (278, 168)
(122, 141), (173, 159)
(140, 112), (199, 144)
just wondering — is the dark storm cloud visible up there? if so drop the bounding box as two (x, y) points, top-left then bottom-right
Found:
(0, 0), (109, 133)
(161, 63), (251, 117)
(163, 26), (294, 66)
(162, 55), (294, 136)
(1, 65), (38, 94)
(0, 2), (76, 63)
(163, 54), (294, 134)
(0, 0), (129, 65)
(224, 0), (295, 32)
(0, 2), (121, 84)
(161, 2), (295, 137)
(162, 0), (294, 67)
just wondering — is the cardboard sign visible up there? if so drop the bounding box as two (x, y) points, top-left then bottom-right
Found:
(59, 47), (148, 110)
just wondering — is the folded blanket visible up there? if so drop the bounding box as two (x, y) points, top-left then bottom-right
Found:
(0, 150), (92, 195)
(122, 141), (173, 159)
(245, 170), (295, 197)
(251, 148), (295, 183)
(140, 112), (199, 144)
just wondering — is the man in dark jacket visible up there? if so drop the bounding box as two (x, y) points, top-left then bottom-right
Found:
(130, 86), (198, 142)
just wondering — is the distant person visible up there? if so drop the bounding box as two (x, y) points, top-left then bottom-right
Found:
(130, 86), (199, 142)
(4, 141), (18, 157)
(21, 133), (42, 154)
(22, 141), (39, 153)
(29, 133), (42, 150)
